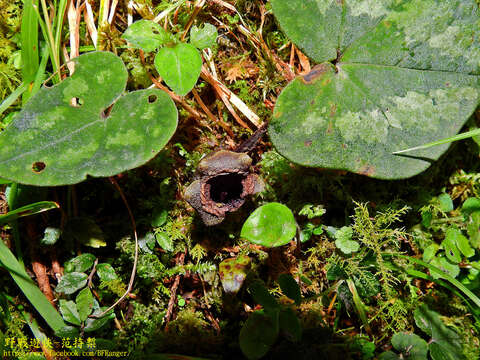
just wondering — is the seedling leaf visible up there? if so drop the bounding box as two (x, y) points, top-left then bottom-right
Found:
(190, 24), (218, 50)
(122, 20), (173, 52)
(334, 226), (359, 254)
(76, 287), (94, 322)
(154, 43), (202, 96)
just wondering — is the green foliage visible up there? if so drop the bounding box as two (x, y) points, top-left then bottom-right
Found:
(154, 43), (202, 96)
(240, 276), (302, 359)
(56, 252), (117, 333)
(189, 24), (218, 50)
(122, 19), (217, 96)
(379, 332), (428, 360)
(0, 52), (178, 185)
(241, 202), (297, 247)
(334, 226), (359, 254)
(270, 0), (480, 179)
(414, 304), (465, 360)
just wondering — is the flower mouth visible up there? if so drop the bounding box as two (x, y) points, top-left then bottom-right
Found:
(206, 173), (245, 205)
(201, 171), (247, 217)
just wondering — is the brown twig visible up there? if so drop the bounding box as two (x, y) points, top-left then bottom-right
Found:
(200, 67), (253, 130)
(138, 50), (205, 121)
(181, 0), (206, 41)
(164, 252), (186, 325)
(191, 88), (235, 138)
(87, 258), (99, 288)
(26, 220), (55, 307)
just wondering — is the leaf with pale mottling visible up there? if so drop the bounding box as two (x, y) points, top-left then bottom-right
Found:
(122, 20), (173, 52)
(270, 0), (480, 179)
(0, 52), (178, 185)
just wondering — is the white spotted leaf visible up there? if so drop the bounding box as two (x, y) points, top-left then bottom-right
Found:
(0, 52), (178, 185)
(270, 0), (480, 179)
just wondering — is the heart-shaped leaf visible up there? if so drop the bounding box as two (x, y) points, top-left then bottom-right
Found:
(239, 310), (279, 360)
(59, 300), (81, 326)
(190, 24), (218, 50)
(241, 202), (297, 247)
(122, 20), (173, 52)
(390, 332), (428, 360)
(154, 43), (202, 96)
(334, 226), (359, 254)
(0, 52), (178, 185)
(270, 0), (480, 179)
(414, 304), (464, 360)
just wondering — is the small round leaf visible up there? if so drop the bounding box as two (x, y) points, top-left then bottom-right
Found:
(154, 43), (202, 96)
(241, 202), (296, 247)
(190, 24), (218, 50)
(122, 20), (173, 52)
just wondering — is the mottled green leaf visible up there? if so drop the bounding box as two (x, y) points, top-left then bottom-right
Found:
(334, 226), (359, 254)
(270, 0), (480, 179)
(391, 332), (428, 360)
(122, 20), (173, 52)
(414, 305), (464, 360)
(76, 287), (94, 322)
(96, 263), (117, 282)
(190, 24), (218, 50)
(56, 272), (88, 295)
(219, 255), (251, 293)
(438, 193), (454, 213)
(239, 310), (279, 360)
(154, 43), (202, 96)
(241, 202), (297, 247)
(41, 227), (61, 245)
(155, 231), (174, 252)
(59, 300), (81, 326)
(64, 253), (96, 273)
(0, 52), (178, 185)
(277, 274), (301, 305)
(430, 256), (460, 280)
(442, 229), (462, 263)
